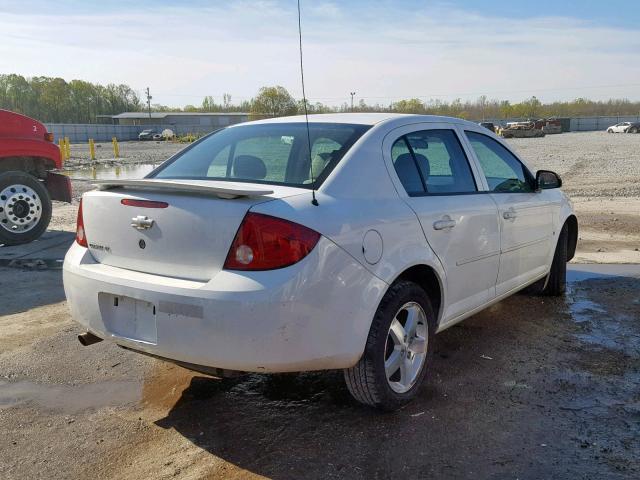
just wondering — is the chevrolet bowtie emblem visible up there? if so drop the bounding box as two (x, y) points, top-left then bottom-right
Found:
(131, 215), (154, 230)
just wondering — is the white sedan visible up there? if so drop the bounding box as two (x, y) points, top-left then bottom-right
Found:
(63, 114), (578, 410)
(607, 122), (639, 133)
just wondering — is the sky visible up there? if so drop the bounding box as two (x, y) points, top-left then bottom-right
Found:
(1, 0), (639, 107)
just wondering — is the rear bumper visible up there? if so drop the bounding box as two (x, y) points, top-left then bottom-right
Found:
(63, 238), (386, 373)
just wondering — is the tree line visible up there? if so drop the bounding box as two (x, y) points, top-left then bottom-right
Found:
(1, 74), (639, 123)
(0, 74), (141, 123)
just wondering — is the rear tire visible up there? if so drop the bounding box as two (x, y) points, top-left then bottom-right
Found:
(607, 129), (613, 133)
(541, 223), (568, 296)
(630, 127), (638, 134)
(0, 171), (52, 246)
(344, 281), (436, 411)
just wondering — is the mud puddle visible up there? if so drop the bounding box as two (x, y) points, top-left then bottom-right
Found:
(0, 380), (141, 413)
(567, 277), (640, 356)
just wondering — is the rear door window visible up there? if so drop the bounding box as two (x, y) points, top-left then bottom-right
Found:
(391, 129), (477, 195)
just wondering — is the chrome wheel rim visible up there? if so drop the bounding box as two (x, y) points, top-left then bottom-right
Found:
(384, 301), (428, 394)
(0, 184), (43, 234)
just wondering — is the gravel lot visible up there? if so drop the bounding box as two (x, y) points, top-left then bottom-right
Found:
(508, 131), (640, 198)
(1, 131), (639, 479)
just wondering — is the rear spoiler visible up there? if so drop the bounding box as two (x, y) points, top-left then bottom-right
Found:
(93, 179), (274, 199)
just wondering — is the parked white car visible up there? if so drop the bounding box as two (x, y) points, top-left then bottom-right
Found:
(607, 122), (639, 133)
(64, 114), (578, 410)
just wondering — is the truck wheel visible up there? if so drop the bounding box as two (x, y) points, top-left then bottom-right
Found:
(0, 171), (52, 246)
(344, 281), (436, 411)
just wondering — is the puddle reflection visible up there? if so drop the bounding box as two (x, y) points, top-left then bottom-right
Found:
(62, 163), (158, 181)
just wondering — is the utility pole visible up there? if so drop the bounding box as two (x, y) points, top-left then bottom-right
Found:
(145, 87), (152, 119)
(350, 91), (356, 112)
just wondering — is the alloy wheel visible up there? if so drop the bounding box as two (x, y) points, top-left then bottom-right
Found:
(384, 301), (428, 393)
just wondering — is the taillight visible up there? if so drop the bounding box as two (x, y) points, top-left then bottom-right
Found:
(76, 199), (88, 247)
(223, 213), (320, 271)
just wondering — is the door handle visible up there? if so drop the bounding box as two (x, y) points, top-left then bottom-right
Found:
(503, 209), (518, 220)
(433, 218), (457, 230)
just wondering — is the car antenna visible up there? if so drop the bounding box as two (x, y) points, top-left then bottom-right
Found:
(297, 0), (318, 206)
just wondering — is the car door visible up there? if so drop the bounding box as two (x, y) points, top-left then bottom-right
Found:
(383, 123), (500, 324)
(463, 129), (554, 296)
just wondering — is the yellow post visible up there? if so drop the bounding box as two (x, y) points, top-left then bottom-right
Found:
(64, 137), (71, 159)
(89, 138), (96, 161)
(58, 138), (66, 161)
(112, 137), (120, 158)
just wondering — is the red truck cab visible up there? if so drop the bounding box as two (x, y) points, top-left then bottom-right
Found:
(0, 109), (72, 245)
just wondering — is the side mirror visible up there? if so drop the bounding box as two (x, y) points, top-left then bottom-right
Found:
(536, 170), (562, 190)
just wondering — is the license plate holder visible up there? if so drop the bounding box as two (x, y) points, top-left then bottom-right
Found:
(99, 293), (157, 344)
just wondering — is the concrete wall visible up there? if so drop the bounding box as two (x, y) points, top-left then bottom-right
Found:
(45, 123), (225, 143)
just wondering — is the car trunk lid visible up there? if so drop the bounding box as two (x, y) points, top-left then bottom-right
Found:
(81, 180), (306, 281)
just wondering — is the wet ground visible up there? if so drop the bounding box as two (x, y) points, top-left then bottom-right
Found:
(62, 163), (158, 181)
(0, 263), (638, 479)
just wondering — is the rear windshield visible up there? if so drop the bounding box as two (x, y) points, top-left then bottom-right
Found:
(151, 122), (370, 188)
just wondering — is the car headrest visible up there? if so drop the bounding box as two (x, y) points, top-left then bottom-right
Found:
(395, 153), (429, 193)
(233, 155), (267, 180)
(413, 153), (430, 178)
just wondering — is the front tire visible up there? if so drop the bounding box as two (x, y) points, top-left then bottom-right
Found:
(0, 171), (52, 246)
(344, 281), (436, 411)
(541, 223), (568, 296)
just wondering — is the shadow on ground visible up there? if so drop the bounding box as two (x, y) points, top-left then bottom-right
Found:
(0, 231), (72, 315)
(0, 267), (65, 316)
(152, 276), (640, 479)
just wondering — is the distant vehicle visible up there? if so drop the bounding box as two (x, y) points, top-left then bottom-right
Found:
(161, 129), (175, 140)
(65, 113), (577, 410)
(479, 122), (495, 132)
(0, 110), (72, 245)
(607, 122), (639, 133)
(500, 121), (545, 138)
(539, 119), (562, 135)
(138, 129), (156, 140)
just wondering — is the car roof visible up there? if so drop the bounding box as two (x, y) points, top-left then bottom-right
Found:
(241, 113), (479, 129)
